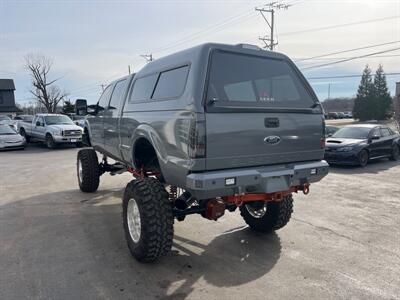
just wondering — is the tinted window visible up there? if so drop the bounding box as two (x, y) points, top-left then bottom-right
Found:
(98, 85), (113, 109)
(129, 74), (158, 102)
(207, 51), (315, 108)
(37, 117), (44, 125)
(224, 81), (256, 102)
(152, 66), (189, 99)
(380, 128), (391, 137)
(370, 128), (381, 137)
(109, 80), (127, 109)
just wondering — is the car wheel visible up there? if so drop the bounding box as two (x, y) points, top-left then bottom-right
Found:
(389, 145), (400, 161)
(239, 195), (293, 232)
(45, 134), (56, 149)
(358, 149), (369, 167)
(20, 128), (30, 143)
(77, 149), (100, 193)
(122, 178), (174, 263)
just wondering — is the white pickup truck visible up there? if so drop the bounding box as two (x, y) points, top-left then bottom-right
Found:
(18, 113), (83, 149)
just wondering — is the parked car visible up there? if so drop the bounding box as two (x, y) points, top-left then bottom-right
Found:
(0, 124), (26, 150)
(337, 112), (346, 119)
(0, 115), (17, 130)
(13, 115), (34, 122)
(327, 112), (339, 119)
(325, 124), (400, 166)
(325, 125), (339, 137)
(343, 111), (353, 118)
(18, 113), (83, 149)
(75, 43), (329, 262)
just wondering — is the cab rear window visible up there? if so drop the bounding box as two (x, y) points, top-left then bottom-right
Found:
(207, 51), (316, 108)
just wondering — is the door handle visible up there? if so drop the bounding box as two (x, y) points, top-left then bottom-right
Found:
(106, 129), (115, 133)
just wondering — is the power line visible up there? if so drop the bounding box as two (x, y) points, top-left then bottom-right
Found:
(294, 54), (400, 61)
(307, 72), (400, 80)
(280, 15), (400, 37)
(297, 40), (400, 62)
(150, 9), (256, 55)
(301, 46), (400, 71)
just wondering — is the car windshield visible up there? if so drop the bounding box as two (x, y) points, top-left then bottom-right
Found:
(44, 115), (74, 125)
(332, 127), (371, 139)
(0, 115), (12, 122)
(0, 125), (17, 135)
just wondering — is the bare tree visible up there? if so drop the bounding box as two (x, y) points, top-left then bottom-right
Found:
(25, 54), (68, 113)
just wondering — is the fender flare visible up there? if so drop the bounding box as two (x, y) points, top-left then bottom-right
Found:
(131, 124), (168, 170)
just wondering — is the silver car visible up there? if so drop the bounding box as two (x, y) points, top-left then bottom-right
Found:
(0, 125), (26, 150)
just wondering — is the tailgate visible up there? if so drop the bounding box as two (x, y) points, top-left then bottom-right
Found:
(205, 112), (324, 170)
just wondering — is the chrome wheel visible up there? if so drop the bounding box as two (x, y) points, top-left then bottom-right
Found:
(77, 159), (83, 184)
(127, 198), (141, 243)
(245, 202), (268, 218)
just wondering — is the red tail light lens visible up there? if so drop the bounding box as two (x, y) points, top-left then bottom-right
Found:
(321, 138), (325, 149)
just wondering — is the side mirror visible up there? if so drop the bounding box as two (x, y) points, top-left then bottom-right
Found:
(36, 121), (41, 127)
(75, 99), (88, 116)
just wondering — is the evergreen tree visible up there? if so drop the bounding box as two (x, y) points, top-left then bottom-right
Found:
(373, 64), (392, 120)
(353, 65), (375, 121)
(62, 100), (75, 114)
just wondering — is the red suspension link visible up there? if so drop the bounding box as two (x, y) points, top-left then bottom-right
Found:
(222, 184), (310, 206)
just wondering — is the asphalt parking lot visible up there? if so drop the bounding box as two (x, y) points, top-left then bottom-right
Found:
(1, 143), (400, 300)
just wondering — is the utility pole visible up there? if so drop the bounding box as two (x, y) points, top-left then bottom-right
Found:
(128, 65), (131, 75)
(328, 83), (331, 99)
(140, 54), (153, 63)
(100, 84), (105, 92)
(256, 2), (291, 50)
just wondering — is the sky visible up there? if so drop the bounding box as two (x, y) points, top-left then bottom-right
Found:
(1, 0), (400, 106)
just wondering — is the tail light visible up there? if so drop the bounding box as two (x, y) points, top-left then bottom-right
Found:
(321, 138), (325, 149)
(188, 118), (206, 158)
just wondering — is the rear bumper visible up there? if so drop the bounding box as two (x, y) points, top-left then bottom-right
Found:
(186, 160), (329, 199)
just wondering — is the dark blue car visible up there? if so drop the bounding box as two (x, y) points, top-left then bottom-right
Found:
(324, 124), (400, 166)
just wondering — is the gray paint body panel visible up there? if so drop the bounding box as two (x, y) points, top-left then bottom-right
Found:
(86, 43), (328, 198)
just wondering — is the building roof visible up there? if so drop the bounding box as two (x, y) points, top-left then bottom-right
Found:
(0, 79), (16, 91)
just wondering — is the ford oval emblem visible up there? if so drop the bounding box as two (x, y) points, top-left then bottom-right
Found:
(264, 135), (281, 145)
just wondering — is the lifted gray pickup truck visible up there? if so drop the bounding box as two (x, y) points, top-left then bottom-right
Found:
(76, 43), (329, 262)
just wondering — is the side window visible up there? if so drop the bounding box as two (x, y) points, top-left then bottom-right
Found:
(37, 116), (44, 126)
(152, 66), (189, 99)
(370, 128), (381, 137)
(98, 85), (113, 109)
(129, 74), (158, 102)
(380, 127), (391, 137)
(109, 80), (127, 109)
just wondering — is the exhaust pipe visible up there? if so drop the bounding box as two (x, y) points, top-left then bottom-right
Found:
(174, 191), (195, 210)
